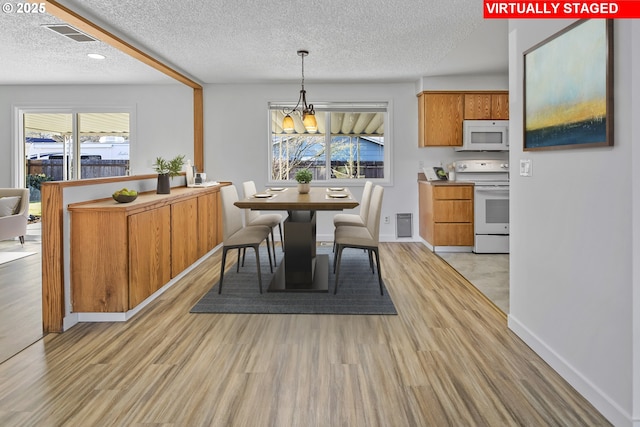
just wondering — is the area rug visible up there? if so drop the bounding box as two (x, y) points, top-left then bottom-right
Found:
(0, 252), (36, 266)
(191, 246), (397, 315)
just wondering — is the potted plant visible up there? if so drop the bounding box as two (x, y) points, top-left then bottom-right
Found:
(153, 155), (185, 194)
(294, 168), (313, 194)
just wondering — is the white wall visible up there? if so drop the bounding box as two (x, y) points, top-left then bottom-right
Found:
(508, 20), (639, 427)
(203, 82), (422, 241)
(0, 84), (194, 187)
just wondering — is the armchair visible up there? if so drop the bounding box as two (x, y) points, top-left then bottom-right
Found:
(0, 188), (30, 245)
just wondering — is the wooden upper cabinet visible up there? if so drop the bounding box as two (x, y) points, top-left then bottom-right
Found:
(419, 91), (509, 148)
(418, 92), (464, 147)
(464, 94), (492, 119)
(464, 92), (509, 120)
(490, 93), (509, 119)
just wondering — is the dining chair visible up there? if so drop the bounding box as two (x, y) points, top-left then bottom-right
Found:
(332, 181), (372, 252)
(218, 185), (273, 294)
(242, 181), (284, 265)
(333, 184), (384, 295)
(333, 181), (373, 228)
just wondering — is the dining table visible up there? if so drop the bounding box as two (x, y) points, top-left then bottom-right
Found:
(235, 186), (358, 292)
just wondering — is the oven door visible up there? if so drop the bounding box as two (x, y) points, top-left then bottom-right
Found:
(474, 185), (509, 234)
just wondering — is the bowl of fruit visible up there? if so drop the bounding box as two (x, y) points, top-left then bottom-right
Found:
(112, 188), (138, 203)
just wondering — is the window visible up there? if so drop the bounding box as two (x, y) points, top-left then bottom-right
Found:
(269, 102), (388, 183)
(22, 111), (131, 185)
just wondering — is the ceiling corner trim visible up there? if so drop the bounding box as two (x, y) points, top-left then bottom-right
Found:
(34, 0), (203, 89)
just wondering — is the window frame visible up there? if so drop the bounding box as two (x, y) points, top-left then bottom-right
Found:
(267, 101), (392, 186)
(13, 105), (135, 186)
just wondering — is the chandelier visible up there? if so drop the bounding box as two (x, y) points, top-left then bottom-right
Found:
(282, 50), (317, 133)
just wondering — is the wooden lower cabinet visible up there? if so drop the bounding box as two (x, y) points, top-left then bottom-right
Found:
(171, 198), (199, 277)
(197, 191), (221, 258)
(129, 206), (171, 308)
(70, 211), (130, 312)
(419, 182), (474, 247)
(69, 185), (225, 313)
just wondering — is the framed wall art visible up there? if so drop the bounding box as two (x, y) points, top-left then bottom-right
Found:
(524, 19), (613, 151)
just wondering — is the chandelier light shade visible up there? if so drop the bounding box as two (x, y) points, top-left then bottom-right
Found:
(302, 112), (317, 132)
(282, 49), (317, 133)
(282, 114), (295, 133)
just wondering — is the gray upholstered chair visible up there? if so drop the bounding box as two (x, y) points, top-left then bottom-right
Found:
(333, 185), (384, 295)
(218, 185), (273, 294)
(0, 188), (30, 245)
(242, 181), (283, 264)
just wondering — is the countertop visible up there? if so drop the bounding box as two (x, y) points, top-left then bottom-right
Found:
(417, 173), (474, 186)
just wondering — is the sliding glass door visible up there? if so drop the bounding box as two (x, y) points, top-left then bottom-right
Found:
(22, 110), (131, 200)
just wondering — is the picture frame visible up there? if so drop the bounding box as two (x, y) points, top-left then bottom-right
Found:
(433, 167), (448, 180)
(523, 19), (613, 151)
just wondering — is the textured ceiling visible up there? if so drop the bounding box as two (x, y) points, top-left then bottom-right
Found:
(0, 0), (508, 85)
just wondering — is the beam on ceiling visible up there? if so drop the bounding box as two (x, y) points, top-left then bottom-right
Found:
(35, 0), (202, 89)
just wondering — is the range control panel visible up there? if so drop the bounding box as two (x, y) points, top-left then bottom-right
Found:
(454, 160), (509, 173)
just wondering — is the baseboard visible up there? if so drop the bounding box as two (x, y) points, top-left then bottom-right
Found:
(508, 314), (633, 427)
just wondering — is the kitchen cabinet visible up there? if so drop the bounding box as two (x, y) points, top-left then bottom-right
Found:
(418, 92), (464, 147)
(464, 92), (509, 120)
(68, 185), (226, 313)
(418, 91), (509, 147)
(419, 181), (474, 247)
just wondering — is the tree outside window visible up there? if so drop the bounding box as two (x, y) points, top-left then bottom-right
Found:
(269, 103), (387, 182)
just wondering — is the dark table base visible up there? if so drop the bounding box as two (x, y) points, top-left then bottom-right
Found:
(268, 255), (329, 292)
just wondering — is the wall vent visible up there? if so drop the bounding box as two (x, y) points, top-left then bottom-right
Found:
(42, 24), (97, 42)
(396, 213), (412, 238)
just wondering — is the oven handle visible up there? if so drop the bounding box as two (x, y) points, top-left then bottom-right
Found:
(475, 186), (510, 195)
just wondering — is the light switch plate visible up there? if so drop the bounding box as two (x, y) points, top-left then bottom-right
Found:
(520, 159), (532, 177)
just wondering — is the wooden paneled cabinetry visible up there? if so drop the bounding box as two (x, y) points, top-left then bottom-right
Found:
(128, 206), (171, 308)
(197, 191), (221, 258)
(418, 92), (463, 147)
(418, 91), (509, 147)
(69, 185), (225, 313)
(464, 93), (509, 120)
(170, 198), (199, 277)
(419, 181), (474, 247)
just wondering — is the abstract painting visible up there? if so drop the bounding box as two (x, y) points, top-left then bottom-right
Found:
(524, 19), (613, 151)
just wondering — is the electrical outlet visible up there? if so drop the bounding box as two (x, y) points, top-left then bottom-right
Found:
(384, 215), (390, 224)
(418, 160), (424, 169)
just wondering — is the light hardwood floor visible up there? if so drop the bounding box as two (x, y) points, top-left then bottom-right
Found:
(0, 224), (43, 364)
(0, 242), (610, 426)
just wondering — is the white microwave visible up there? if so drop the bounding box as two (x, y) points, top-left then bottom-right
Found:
(457, 120), (509, 151)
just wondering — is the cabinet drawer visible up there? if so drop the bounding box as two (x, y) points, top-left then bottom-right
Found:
(433, 200), (473, 222)
(434, 223), (474, 246)
(433, 186), (473, 200)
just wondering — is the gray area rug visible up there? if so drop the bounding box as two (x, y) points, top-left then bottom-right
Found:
(191, 245), (397, 315)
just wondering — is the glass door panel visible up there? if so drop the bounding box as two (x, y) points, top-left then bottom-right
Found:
(78, 112), (130, 179)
